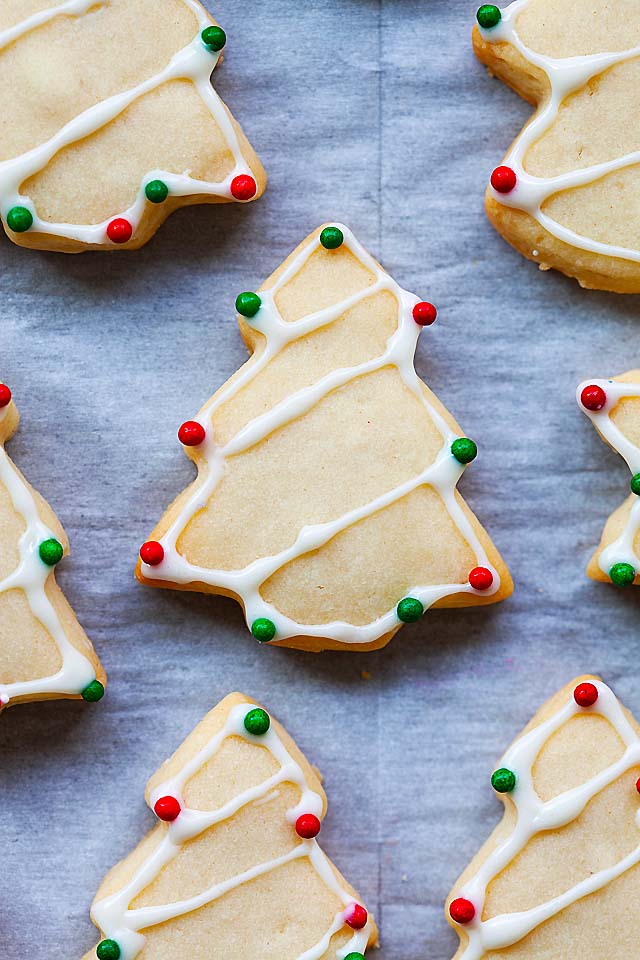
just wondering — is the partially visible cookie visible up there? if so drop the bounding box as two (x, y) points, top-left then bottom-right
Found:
(474, 1), (640, 293)
(0, 383), (105, 709)
(578, 372), (640, 587)
(0, 0), (266, 252)
(137, 223), (513, 652)
(447, 675), (640, 959)
(82, 692), (377, 960)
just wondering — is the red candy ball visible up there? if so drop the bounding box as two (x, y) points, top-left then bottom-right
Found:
(178, 421), (206, 446)
(0, 384), (12, 408)
(345, 904), (368, 930)
(107, 218), (133, 244)
(491, 166), (517, 194)
(449, 898), (475, 924)
(296, 813), (321, 839)
(636, 777), (640, 795)
(140, 541), (165, 566)
(230, 174), (257, 201)
(154, 796), (181, 822)
(413, 301), (438, 326)
(469, 566), (494, 591)
(581, 384), (607, 412)
(574, 682), (599, 707)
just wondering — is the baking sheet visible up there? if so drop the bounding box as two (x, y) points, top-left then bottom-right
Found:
(3, 1), (640, 957)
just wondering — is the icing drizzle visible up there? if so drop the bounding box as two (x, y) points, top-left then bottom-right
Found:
(0, 0), (257, 246)
(578, 377), (640, 579)
(452, 679), (640, 957)
(141, 224), (501, 645)
(480, 0), (640, 262)
(0, 402), (97, 706)
(91, 701), (371, 960)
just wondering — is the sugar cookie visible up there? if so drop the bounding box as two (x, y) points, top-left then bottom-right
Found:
(578, 372), (640, 587)
(0, 0), (266, 252)
(0, 383), (105, 708)
(448, 675), (640, 959)
(137, 224), (513, 652)
(82, 692), (377, 960)
(474, 0), (640, 292)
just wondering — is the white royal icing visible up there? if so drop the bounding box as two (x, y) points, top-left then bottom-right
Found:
(141, 224), (502, 645)
(452, 679), (640, 957)
(479, 0), (640, 262)
(0, 0), (257, 247)
(0, 400), (97, 706)
(577, 377), (640, 580)
(91, 701), (372, 960)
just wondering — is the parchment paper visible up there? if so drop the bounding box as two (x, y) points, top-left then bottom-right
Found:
(3, 1), (640, 957)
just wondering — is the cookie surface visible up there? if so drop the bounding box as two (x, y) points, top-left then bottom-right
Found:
(82, 692), (377, 960)
(578, 371), (640, 587)
(137, 223), (513, 652)
(474, 0), (640, 292)
(0, 0), (266, 252)
(447, 675), (640, 959)
(0, 384), (105, 708)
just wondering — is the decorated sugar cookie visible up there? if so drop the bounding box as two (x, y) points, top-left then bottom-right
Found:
(0, 384), (105, 709)
(578, 372), (640, 587)
(136, 224), (513, 652)
(448, 675), (640, 959)
(82, 692), (376, 960)
(474, 1), (640, 293)
(0, 0), (266, 253)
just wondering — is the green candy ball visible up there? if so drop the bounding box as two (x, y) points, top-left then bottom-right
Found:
(236, 292), (262, 318)
(397, 597), (424, 623)
(491, 767), (516, 793)
(82, 680), (105, 703)
(320, 226), (344, 250)
(201, 25), (226, 51)
(244, 707), (271, 736)
(96, 941), (121, 960)
(251, 617), (276, 642)
(610, 562), (636, 587)
(145, 180), (169, 204)
(451, 437), (478, 464)
(344, 954), (366, 960)
(7, 206), (33, 233)
(476, 4), (502, 28)
(39, 538), (63, 566)
(631, 473), (640, 496)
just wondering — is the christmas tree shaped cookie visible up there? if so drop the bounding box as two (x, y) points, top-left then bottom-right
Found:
(137, 224), (513, 652)
(82, 692), (376, 960)
(0, 0), (266, 252)
(578, 373), (640, 588)
(447, 675), (640, 960)
(474, 1), (640, 293)
(0, 384), (105, 708)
